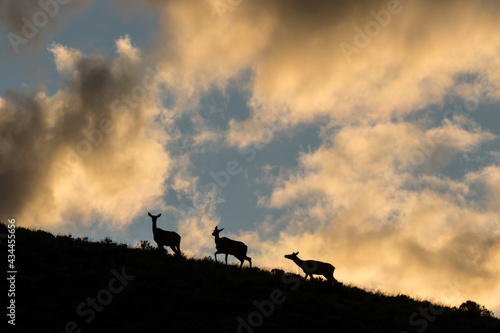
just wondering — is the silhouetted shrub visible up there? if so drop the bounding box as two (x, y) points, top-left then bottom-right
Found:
(101, 236), (114, 245)
(459, 300), (494, 317)
(136, 239), (155, 250)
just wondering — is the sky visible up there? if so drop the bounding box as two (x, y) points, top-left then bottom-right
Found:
(1, 0), (500, 316)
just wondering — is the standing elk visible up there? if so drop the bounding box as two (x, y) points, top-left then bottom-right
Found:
(284, 252), (337, 283)
(148, 212), (181, 255)
(212, 226), (252, 268)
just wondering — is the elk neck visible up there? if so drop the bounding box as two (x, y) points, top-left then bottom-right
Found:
(291, 256), (303, 266)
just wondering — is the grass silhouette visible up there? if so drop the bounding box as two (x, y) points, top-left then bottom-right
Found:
(2, 223), (499, 332)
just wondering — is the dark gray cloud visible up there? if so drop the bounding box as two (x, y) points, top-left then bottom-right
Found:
(0, 0), (95, 56)
(0, 38), (170, 227)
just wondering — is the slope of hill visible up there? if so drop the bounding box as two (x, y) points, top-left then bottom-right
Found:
(3, 223), (500, 333)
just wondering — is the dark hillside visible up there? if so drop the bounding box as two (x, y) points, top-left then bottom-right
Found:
(3, 223), (500, 333)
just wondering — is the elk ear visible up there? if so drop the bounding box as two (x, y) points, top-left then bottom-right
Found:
(148, 212), (152, 217)
(158, 213), (162, 217)
(295, 252), (299, 255)
(220, 228), (224, 232)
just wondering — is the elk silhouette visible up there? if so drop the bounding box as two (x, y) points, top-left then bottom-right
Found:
(148, 212), (181, 255)
(284, 252), (337, 283)
(212, 226), (251, 268)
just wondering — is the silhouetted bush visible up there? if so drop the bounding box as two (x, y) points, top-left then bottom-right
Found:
(136, 239), (155, 250)
(459, 300), (494, 317)
(101, 236), (114, 245)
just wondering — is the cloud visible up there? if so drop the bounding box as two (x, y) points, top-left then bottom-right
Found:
(142, 0), (500, 147)
(174, 192), (224, 258)
(466, 166), (500, 214)
(0, 0), (95, 56)
(0, 36), (171, 230)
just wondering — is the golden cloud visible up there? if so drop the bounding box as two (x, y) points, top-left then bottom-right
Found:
(0, 36), (171, 230)
(138, 0), (499, 147)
